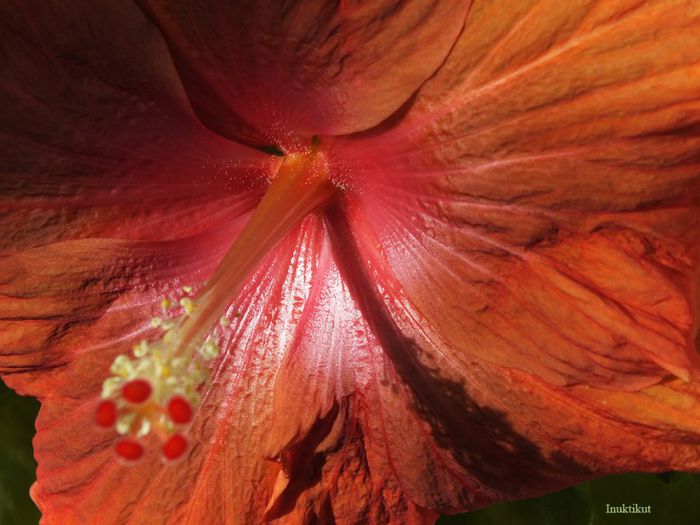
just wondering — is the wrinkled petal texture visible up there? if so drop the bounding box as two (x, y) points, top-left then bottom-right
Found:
(333, 0), (700, 386)
(0, 0), (275, 251)
(330, 0), (700, 514)
(2, 1), (700, 525)
(138, 0), (470, 146)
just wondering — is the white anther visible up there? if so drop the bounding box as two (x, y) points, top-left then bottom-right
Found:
(179, 297), (196, 315)
(116, 412), (137, 435)
(111, 355), (134, 376)
(136, 418), (151, 438)
(200, 340), (219, 360)
(133, 340), (150, 358)
(101, 377), (123, 399)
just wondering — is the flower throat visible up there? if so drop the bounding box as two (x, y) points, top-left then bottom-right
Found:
(96, 142), (336, 463)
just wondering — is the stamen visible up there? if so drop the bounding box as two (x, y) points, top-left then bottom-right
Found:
(97, 142), (337, 464)
(179, 147), (335, 350)
(116, 412), (138, 435)
(200, 340), (220, 360)
(179, 297), (196, 315)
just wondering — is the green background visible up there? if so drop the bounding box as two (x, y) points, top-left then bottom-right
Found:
(1, 379), (698, 525)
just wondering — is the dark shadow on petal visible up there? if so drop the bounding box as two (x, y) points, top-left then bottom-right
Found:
(324, 197), (592, 508)
(264, 401), (341, 521)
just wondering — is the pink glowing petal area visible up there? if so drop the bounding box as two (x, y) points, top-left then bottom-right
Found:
(331, 0), (700, 389)
(0, 0), (275, 251)
(139, 0), (471, 145)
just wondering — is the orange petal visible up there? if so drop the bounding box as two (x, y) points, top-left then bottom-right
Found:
(3, 1), (700, 524)
(139, 0), (470, 143)
(0, 228), (234, 379)
(332, 0), (700, 389)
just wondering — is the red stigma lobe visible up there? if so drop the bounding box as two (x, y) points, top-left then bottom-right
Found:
(95, 400), (117, 428)
(162, 434), (188, 461)
(121, 379), (152, 404)
(115, 439), (145, 462)
(167, 395), (193, 424)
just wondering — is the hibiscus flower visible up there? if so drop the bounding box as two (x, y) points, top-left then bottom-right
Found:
(2, 0), (699, 524)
